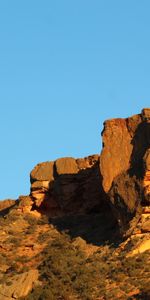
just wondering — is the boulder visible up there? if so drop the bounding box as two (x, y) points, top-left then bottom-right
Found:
(55, 157), (78, 175)
(30, 161), (54, 183)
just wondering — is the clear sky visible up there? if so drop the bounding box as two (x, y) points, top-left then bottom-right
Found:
(0, 1), (150, 199)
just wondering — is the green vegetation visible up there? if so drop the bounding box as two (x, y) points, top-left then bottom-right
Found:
(22, 233), (150, 300)
(0, 211), (150, 299)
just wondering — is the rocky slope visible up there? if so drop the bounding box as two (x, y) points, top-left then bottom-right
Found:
(0, 199), (16, 216)
(0, 108), (150, 299)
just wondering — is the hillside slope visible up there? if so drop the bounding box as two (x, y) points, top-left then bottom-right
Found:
(0, 108), (150, 300)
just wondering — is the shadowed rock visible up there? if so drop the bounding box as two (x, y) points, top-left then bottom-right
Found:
(5, 108), (149, 237)
(30, 155), (108, 216)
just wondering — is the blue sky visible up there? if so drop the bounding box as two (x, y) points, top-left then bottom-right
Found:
(0, 1), (150, 199)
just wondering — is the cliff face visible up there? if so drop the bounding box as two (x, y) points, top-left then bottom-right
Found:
(0, 108), (150, 300)
(100, 108), (150, 233)
(2, 108), (149, 236)
(29, 155), (108, 216)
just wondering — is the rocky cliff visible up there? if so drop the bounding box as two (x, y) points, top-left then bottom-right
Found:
(29, 155), (108, 216)
(0, 108), (150, 299)
(12, 108), (150, 236)
(100, 108), (150, 234)
(19, 108), (149, 236)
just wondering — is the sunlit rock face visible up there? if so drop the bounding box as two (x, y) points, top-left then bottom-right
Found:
(100, 108), (150, 233)
(30, 155), (108, 216)
(143, 149), (150, 203)
(8, 107), (149, 236)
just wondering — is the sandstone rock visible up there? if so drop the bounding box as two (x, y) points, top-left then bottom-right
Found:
(0, 269), (39, 300)
(31, 192), (46, 207)
(55, 157), (78, 175)
(30, 155), (108, 216)
(110, 173), (141, 211)
(100, 109), (150, 193)
(76, 154), (99, 170)
(31, 180), (50, 191)
(141, 108), (150, 121)
(30, 161), (54, 183)
(100, 108), (150, 233)
(100, 115), (141, 193)
(143, 149), (150, 203)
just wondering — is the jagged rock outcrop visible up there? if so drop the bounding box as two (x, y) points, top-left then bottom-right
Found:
(2, 108), (149, 237)
(30, 155), (108, 216)
(100, 108), (150, 233)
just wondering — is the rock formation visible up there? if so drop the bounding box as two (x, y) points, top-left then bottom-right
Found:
(1, 108), (150, 236)
(29, 155), (108, 216)
(100, 108), (150, 234)
(0, 108), (150, 300)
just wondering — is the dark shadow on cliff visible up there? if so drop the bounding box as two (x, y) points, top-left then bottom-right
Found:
(129, 121), (150, 178)
(49, 212), (120, 247)
(36, 162), (120, 246)
(53, 160), (110, 214)
(36, 160), (111, 215)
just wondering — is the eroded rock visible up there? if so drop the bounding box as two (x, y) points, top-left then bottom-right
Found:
(30, 155), (108, 216)
(100, 108), (150, 233)
(55, 157), (78, 175)
(30, 161), (54, 183)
